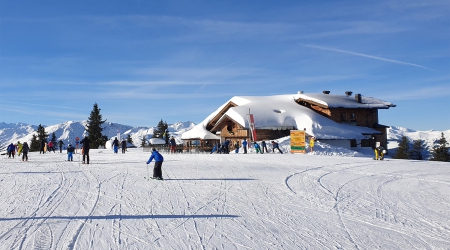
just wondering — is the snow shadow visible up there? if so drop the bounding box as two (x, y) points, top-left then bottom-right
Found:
(6, 171), (83, 174)
(0, 214), (239, 221)
(164, 178), (257, 181)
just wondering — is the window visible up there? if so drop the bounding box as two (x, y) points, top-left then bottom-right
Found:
(350, 113), (356, 121)
(340, 113), (347, 122)
(350, 139), (357, 147)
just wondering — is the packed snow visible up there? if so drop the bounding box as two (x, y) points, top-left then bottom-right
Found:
(1, 146), (449, 249)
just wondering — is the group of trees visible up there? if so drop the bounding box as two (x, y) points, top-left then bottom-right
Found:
(394, 133), (450, 162)
(28, 103), (166, 151)
(29, 103), (107, 151)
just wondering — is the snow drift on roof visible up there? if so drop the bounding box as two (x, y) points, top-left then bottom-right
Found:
(182, 94), (383, 140)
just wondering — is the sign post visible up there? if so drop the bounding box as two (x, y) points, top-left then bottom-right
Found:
(290, 130), (306, 154)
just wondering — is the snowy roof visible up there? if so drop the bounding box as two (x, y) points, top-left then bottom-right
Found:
(182, 93), (387, 140)
(295, 93), (396, 109)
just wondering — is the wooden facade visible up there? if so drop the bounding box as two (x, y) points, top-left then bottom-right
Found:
(296, 98), (389, 150)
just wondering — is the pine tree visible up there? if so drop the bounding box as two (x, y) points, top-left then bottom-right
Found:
(30, 134), (40, 151)
(36, 124), (48, 148)
(126, 134), (133, 144)
(394, 136), (410, 159)
(85, 103), (108, 149)
(140, 135), (147, 147)
(409, 139), (427, 160)
(153, 119), (169, 140)
(430, 132), (450, 162)
(50, 132), (57, 147)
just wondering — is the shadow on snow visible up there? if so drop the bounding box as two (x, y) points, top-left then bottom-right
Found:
(0, 214), (239, 221)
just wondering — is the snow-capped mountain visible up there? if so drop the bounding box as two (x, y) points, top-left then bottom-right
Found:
(386, 126), (450, 159)
(0, 121), (196, 150)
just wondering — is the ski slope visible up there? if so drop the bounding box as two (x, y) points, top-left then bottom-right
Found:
(1, 149), (449, 249)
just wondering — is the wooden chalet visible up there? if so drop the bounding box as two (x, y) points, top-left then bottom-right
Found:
(182, 91), (396, 153)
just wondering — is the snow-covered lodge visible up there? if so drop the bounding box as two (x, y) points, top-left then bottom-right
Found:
(181, 91), (396, 153)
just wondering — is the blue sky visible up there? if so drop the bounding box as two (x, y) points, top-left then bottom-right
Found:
(0, 0), (449, 131)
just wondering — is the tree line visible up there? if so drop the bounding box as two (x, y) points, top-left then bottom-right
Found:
(394, 132), (450, 162)
(28, 103), (149, 151)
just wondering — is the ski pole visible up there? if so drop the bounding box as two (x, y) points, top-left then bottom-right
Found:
(146, 164), (150, 180)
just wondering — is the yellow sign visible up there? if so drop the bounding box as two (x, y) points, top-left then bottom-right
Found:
(290, 130), (306, 154)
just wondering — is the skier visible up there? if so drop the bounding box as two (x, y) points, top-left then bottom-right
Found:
(210, 143), (218, 154)
(234, 141), (240, 153)
(261, 141), (268, 153)
(58, 140), (65, 153)
(80, 136), (91, 164)
(146, 148), (164, 180)
(7, 143), (15, 158)
(376, 145), (386, 160)
(223, 140), (231, 154)
(254, 141), (262, 154)
(40, 139), (45, 154)
(121, 139), (127, 154)
(48, 141), (55, 153)
(67, 144), (75, 161)
(112, 137), (119, 154)
(309, 137), (315, 153)
(242, 139), (248, 154)
(271, 141), (283, 154)
(22, 142), (29, 161)
(17, 141), (23, 156)
(169, 136), (176, 153)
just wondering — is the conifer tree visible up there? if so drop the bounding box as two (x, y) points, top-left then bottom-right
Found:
(126, 134), (133, 144)
(394, 136), (410, 159)
(409, 139), (427, 160)
(153, 119), (169, 140)
(37, 124), (48, 147)
(85, 103), (108, 149)
(430, 133), (450, 162)
(140, 135), (147, 147)
(50, 132), (57, 147)
(30, 134), (40, 151)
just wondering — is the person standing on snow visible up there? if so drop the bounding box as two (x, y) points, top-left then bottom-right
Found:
(58, 140), (65, 153)
(67, 144), (75, 161)
(40, 139), (45, 154)
(261, 141), (269, 153)
(7, 143), (15, 158)
(309, 137), (315, 153)
(146, 148), (164, 180)
(17, 141), (23, 156)
(121, 139), (127, 154)
(22, 142), (29, 161)
(169, 136), (176, 153)
(112, 137), (119, 154)
(48, 141), (55, 153)
(80, 136), (91, 164)
(254, 141), (262, 154)
(242, 139), (248, 154)
(271, 141), (283, 154)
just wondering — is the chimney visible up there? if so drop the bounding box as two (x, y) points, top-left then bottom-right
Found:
(323, 90), (330, 94)
(355, 93), (362, 103)
(345, 91), (353, 96)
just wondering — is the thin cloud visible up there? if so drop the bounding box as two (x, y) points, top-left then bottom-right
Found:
(0, 100), (84, 110)
(303, 44), (433, 70)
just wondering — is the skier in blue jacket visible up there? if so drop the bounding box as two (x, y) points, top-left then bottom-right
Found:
(146, 148), (164, 180)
